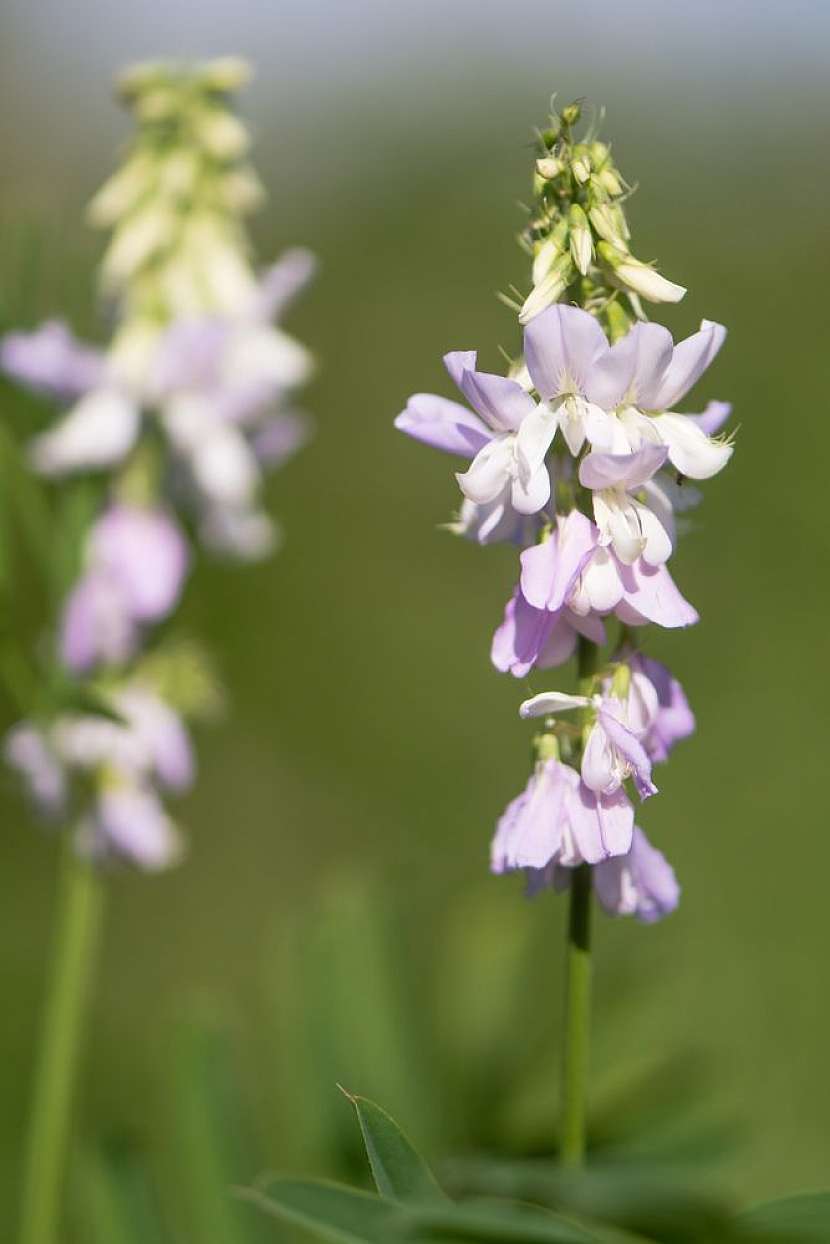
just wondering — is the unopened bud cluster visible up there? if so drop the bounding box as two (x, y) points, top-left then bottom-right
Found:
(520, 100), (685, 333)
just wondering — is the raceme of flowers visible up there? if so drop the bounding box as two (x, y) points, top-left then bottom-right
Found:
(396, 171), (731, 920)
(0, 59), (314, 870)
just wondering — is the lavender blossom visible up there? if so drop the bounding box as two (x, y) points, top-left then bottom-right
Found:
(540, 826), (680, 922)
(61, 505), (189, 673)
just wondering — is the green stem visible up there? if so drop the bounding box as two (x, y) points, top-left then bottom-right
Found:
(560, 634), (599, 1167)
(18, 842), (105, 1244)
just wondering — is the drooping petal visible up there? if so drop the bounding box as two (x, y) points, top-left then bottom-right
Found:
(519, 510), (596, 611)
(394, 392), (492, 457)
(633, 654), (696, 763)
(593, 826), (679, 921)
(598, 707), (658, 799)
(616, 559), (699, 629)
(31, 390), (140, 475)
(651, 320), (727, 411)
(653, 412), (733, 480)
(524, 303), (609, 400)
(567, 780), (634, 863)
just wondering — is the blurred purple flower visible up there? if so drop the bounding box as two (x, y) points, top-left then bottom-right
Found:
(0, 321), (104, 400)
(540, 826), (680, 922)
(61, 505), (189, 672)
(491, 757), (634, 876)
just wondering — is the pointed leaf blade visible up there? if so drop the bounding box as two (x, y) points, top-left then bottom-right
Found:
(344, 1091), (447, 1203)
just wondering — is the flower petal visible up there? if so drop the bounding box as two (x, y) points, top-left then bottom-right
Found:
(579, 442), (668, 492)
(654, 412), (733, 480)
(31, 390), (140, 475)
(519, 691), (591, 719)
(616, 559), (699, 629)
(598, 707), (658, 799)
(459, 369), (537, 433)
(519, 509), (596, 611)
(394, 392), (492, 457)
(456, 436), (514, 505)
(688, 399), (731, 437)
(585, 321), (673, 410)
(651, 320), (727, 411)
(524, 303), (608, 400)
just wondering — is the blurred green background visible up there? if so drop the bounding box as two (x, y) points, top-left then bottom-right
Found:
(0, 1), (828, 1237)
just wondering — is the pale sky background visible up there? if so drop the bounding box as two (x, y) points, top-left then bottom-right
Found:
(0, 0), (828, 205)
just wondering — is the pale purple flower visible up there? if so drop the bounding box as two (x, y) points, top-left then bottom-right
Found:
(0, 321), (104, 400)
(619, 653), (696, 764)
(523, 303), (731, 477)
(395, 351), (556, 515)
(523, 303), (614, 455)
(541, 826), (680, 922)
(61, 505), (189, 672)
(491, 757), (634, 875)
(520, 690), (657, 801)
(493, 510), (697, 676)
(579, 444), (672, 566)
(82, 782), (182, 871)
(4, 723), (67, 817)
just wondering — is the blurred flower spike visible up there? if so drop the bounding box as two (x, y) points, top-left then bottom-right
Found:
(1, 58), (316, 870)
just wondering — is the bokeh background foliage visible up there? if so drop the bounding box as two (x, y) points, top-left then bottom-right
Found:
(1, 2), (829, 1238)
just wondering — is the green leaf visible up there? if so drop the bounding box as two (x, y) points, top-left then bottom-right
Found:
(400, 1198), (618, 1242)
(735, 1191), (830, 1242)
(239, 1178), (400, 1243)
(243, 1179), (620, 1244)
(343, 1091), (447, 1203)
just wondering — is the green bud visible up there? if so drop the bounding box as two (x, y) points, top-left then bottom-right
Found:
(604, 298), (633, 343)
(568, 203), (593, 276)
(561, 101), (582, 127)
(596, 166), (622, 196)
(541, 121), (561, 148)
(536, 155), (564, 180)
(610, 662), (632, 700)
(598, 242), (686, 304)
(589, 141), (610, 168)
(519, 254), (574, 324)
(588, 202), (628, 248)
(534, 731), (560, 763)
(571, 145), (592, 185)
